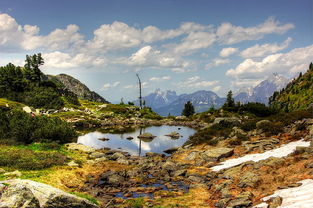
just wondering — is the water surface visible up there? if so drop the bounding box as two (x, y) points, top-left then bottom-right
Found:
(77, 125), (195, 156)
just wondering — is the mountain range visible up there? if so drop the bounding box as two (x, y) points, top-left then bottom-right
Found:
(138, 73), (289, 116)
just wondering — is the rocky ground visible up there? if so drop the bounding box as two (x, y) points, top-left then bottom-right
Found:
(0, 106), (312, 207)
(33, 117), (311, 208)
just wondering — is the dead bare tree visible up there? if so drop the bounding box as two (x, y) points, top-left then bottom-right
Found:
(136, 73), (143, 109)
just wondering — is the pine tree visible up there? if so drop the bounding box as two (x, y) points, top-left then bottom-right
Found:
(182, 101), (195, 117)
(223, 90), (235, 108)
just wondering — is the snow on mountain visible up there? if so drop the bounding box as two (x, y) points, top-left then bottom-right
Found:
(235, 73), (289, 104)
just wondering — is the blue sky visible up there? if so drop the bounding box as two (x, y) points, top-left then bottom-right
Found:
(0, 0), (312, 102)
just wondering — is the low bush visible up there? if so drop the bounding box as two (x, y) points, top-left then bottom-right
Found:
(0, 107), (77, 144)
(0, 148), (67, 170)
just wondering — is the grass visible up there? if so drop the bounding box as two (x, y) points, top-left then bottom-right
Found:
(0, 98), (25, 108)
(0, 145), (68, 170)
(70, 192), (99, 205)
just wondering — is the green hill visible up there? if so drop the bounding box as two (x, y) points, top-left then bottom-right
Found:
(269, 63), (313, 112)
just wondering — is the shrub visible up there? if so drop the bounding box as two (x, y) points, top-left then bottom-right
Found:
(0, 148), (67, 170)
(0, 108), (77, 144)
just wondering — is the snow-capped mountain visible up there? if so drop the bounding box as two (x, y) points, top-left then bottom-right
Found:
(235, 73), (289, 104)
(134, 89), (178, 109)
(153, 90), (225, 116)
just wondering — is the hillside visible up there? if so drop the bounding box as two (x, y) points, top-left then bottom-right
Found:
(49, 74), (109, 103)
(270, 63), (313, 112)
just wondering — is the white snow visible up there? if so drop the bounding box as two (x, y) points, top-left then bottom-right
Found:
(211, 139), (310, 172)
(254, 179), (313, 208)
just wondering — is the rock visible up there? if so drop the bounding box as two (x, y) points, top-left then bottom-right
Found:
(267, 196), (283, 208)
(238, 172), (260, 188)
(184, 151), (199, 161)
(162, 161), (177, 171)
(256, 120), (272, 129)
(110, 152), (125, 160)
(0, 168), (6, 174)
(188, 175), (204, 183)
(227, 191), (253, 208)
(94, 157), (108, 163)
(65, 143), (96, 154)
(172, 169), (187, 177)
(3, 170), (22, 178)
(202, 147), (234, 161)
(98, 137), (109, 141)
(137, 133), (156, 142)
(0, 179), (98, 208)
(117, 158), (130, 165)
(126, 136), (133, 140)
(163, 147), (179, 154)
(165, 132), (180, 139)
(89, 152), (106, 159)
(213, 117), (241, 127)
(22, 106), (35, 114)
(305, 162), (313, 168)
(68, 161), (80, 167)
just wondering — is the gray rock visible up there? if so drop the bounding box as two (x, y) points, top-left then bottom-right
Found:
(256, 120), (272, 129)
(163, 147), (179, 154)
(184, 151), (199, 161)
(110, 152), (125, 160)
(268, 196), (283, 208)
(238, 172), (260, 188)
(68, 161), (80, 167)
(65, 143), (96, 154)
(227, 191), (253, 207)
(213, 117), (241, 126)
(0, 179), (98, 208)
(89, 152), (106, 159)
(3, 170), (22, 178)
(202, 147), (234, 161)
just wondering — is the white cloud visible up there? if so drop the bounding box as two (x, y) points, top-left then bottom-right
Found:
(123, 45), (191, 70)
(219, 47), (238, 57)
(213, 86), (222, 92)
(226, 44), (313, 86)
(177, 76), (219, 89)
(240, 37), (292, 58)
(149, 76), (171, 82)
(217, 17), (294, 45)
(101, 81), (120, 91)
(206, 58), (230, 69)
(171, 31), (216, 54)
(42, 51), (107, 69)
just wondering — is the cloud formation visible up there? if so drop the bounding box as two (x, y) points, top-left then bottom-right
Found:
(226, 44), (313, 86)
(219, 47), (238, 57)
(240, 37), (292, 58)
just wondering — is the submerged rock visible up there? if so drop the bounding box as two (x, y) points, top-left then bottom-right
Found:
(163, 147), (179, 154)
(137, 133), (156, 142)
(165, 132), (181, 139)
(0, 179), (98, 208)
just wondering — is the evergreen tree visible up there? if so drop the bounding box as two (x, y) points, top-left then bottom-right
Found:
(182, 101), (195, 117)
(223, 90), (235, 108)
(24, 53), (44, 82)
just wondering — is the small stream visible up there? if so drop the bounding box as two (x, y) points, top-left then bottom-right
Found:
(77, 125), (195, 156)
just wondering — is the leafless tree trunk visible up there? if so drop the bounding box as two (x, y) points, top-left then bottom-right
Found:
(136, 73), (143, 109)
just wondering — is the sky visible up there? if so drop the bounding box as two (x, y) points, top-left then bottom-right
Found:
(0, 0), (312, 102)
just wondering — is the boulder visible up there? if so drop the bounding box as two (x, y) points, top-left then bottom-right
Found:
(163, 147), (179, 154)
(202, 147), (234, 161)
(256, 120), (272, 129)
(3, 170), (22, 178)
(65, 143), (96, 154)
(22, 106), (35, 114)
(227, 191), (253, 208)
(213, 117), (241, 127)
(238, 172), (260, 188)
(165, 132), (181, 139)
(0, 179), (98, 208)
(137, 133), (156, 142)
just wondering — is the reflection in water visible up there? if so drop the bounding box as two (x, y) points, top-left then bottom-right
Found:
(77, 125), (195, 156)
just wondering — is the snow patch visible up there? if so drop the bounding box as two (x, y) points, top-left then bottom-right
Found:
(254, 179), (313, 208)
(211, 139), (310, 172)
